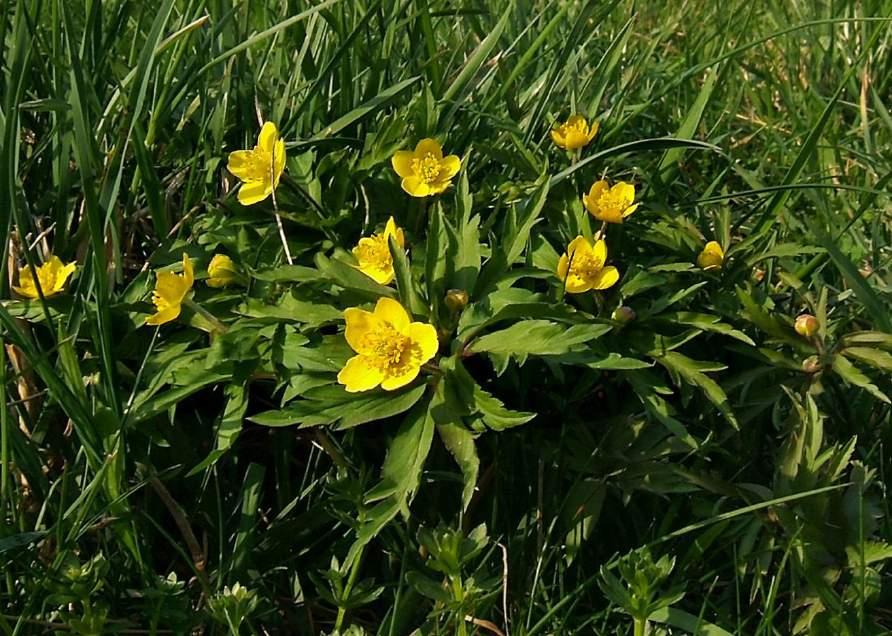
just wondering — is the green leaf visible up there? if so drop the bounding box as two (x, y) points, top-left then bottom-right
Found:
(347, 398), (435, 565)
(469, 320), (611, 361)
(250, 384), (427, 429)
(658, 312), (755, 345)
(817, 233), (892, 332)
(315, 252), (397, 301)
(432, 381), (479, 511)
(648, 606), (734, 636)
(831, 355), (890, 403)
(654, 351), (738, 428)
(841, 347), (892, 372)
(389, 234), (426, 317)
(441, 3), (510, 103)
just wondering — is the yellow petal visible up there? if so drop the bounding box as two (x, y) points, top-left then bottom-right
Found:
(391, 151), (415, 178)
(613, 181), (636, 207)
(227, 150), (257, 181)
(274, 138), (286, 183)
(338, 355), (384, 392)
(566, 114), (587, 130)
(438, 155), (461, 180)
(374, 297), (410, 331)
(145, 304), (181, 326)
(550, 129), (567, 149)
(426, 179), (452, 195)
(557, 253), (570, 281)
(564, 275), (592, 294)
(414, 138), (443, 160)
(698, 241), (725, 270)
(358, 264), (394, 285)
(622, 203), (639, 219)
(344, 307), (378, 354)
(56, 261), (77, 292)
(380, 365), (421, 391)
(384, 217), (400, 240)
(590, 265), (619, 290)
(401, 176), (431, 197)
(237, 180), (271, 206)
(182, 254), (194, 289)
(591, 239), (607, 269)
(258, 121), (278, 153)
(408, 322), (439, 364)
(586, 120), (600, 142)
(566, 236), (591, 262)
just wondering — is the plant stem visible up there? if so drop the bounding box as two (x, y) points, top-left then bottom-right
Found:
(334, 545), (365, 631)
(633, 617), (647, 636)
(185, 299), (227, 334)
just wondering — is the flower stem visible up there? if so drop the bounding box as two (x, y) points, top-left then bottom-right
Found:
(185, 299), (227, 334)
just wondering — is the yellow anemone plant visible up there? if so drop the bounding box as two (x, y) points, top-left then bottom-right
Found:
(13, 256), (76, 299)
(338, 297), (439, 392)
(146, 254), (194, 326)
(226, 121), (286, 206)
(550, 114), (599, 151)
(557, 236), (620, 294)
(352, 217), (405, 285)
(697, 241), (724, 270)
(391, 138), (461, 197)
(582, 180), (639, 224)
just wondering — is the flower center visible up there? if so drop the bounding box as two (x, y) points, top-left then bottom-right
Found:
(37, 268), (58, 291)
(413, 153), (441, 184)
(356, 236), (392, 270)
(568, 250), (601, 281)
(597, 190), (626, 215)
(364, 323), (413, 372)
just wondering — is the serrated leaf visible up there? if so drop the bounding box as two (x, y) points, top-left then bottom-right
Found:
(655, 351), (738, 428)
(469, 320), (610, 360)
(832, 355), (890, 403)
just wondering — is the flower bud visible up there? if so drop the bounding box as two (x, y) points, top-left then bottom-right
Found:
(611, 306), (636, 323)
(445, 289), (469, 312)
(801, 355), (822, 374)
(207, 254), (239, 288)
(794, 314), (819, 338)
(697, 241), (724, 270)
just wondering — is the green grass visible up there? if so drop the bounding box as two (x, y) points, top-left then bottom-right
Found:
(2, 0), (892, 634)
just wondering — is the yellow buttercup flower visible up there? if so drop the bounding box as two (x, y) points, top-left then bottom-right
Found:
(391, 138), (461, 197)
(338, 297), (439, 392)
(226, 121), (286, 206)
(146, 254), (194, 326)
(550, 114), (599, 151)
(697, 241), (724, 270)
(582, 180), (639, 224)
(13, 256), (76, 299)
(352, 217), (405, 285)
(207, 254), (239, 288)
(557, 236), (620, 294)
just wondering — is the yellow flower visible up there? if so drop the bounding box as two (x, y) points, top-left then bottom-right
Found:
(794, 314), (820, 338)
(557, 236), (620, 294)
(391, 138), (461, 197)
(550, 114), (599, 151)
(146, 254), (194, 326)
(352, 217), (405, 285)
(697, 241), (725, 270)
(582, 180), (639, 224)
(206, 254), (239, 288)
(338, 297), (439, 392)
(226, 121), (286, 206)
(13, 256), (76, 299)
